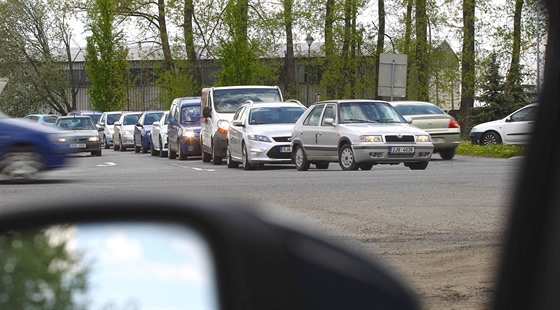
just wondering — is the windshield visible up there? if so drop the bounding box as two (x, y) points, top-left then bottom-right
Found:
(123, 114), (140, 125)
(213, 88), (282, 113)
(249, 107), (306, 125)
(106, 113), (121, 125)
(181, 106), (201, 124)
(56, 118), (95, 130)
(143, 112), (164, 125)
(339, 102), (406, 124)
(88, 114), (101, 124)
(393, 104), (445, 115)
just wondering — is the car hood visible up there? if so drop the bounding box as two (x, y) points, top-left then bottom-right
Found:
(471, 119), (505, 131)
(248, 124), (295, 137)
(339, 123), (428, 135)
(60, 129), (99, 136)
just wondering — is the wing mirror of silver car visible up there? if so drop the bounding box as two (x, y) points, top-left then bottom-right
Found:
(114, 122), (121, 126)
(0, 197), (419, 310)
(231, 120), (244, 127)
(323, 118), (336, 126)
(404, 116), (413, 124)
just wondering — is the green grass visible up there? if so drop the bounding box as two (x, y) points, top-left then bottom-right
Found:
(456, 141), (526, 158)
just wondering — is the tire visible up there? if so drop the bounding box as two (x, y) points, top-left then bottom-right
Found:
(481, 131), (502, 145)
(339, 144), (359, 171)
(439, 148), (455, 160)
(202, 150), (211, 162)
(0, 147), (44, 181)
(141, 137), (148, 154)
(134, 141), (141, 153)
(159, 137), (167, 158)
(168, 144), (177, 159)
(359, 163), (374, 170)
(103, 135), (110, 149)
(150, 139), (159, 156)
(91, 149), (102, 156)
(119, 137), (126, 152)
(242, 143), (254, 170)
(226, 147), (239, 168)
(113, 136), (119, 151)
(294, 146), (310, 171)
(406, 161), (429, 170)
(178, 142), (187, 160)
(315, 162), (329, 169)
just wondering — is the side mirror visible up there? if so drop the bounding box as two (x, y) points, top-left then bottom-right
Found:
(97, 127), (104, 131)
(323, 118), (335, 126)
(404, 116), (413, 124)
(505, 116), (513, 122)
(202, 107), (212, 118)
(169, 117), (177, 124)
(98, 122), (105, 126)
(114, 122), (121, 126)
(136, 123), (143, 128)
(153, 121), (160, 127)
(232, 119), (244, 127)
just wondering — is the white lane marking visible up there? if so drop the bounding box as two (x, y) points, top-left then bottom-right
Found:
(96, 162), (117, 167)
(167, 162), (215, 172)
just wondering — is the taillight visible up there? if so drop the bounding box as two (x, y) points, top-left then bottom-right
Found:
(449, 118), (460, 128)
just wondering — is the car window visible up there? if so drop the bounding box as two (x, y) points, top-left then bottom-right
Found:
(213, 88), (282, 113)
(106, 113), (121, 125)
(123, 114), (140, 125)
(511, 106), (537, 122)
(303, 105), (324, 126)
(24, 116), (39, 122)
(233, 106), (245, 121)
(44, 116), (58, 124)
(181, 106), (201, 124)
(56, 118), (95, 130)
(163, 113), (169, 125)
(248, 107), (305, 125)
(144, 113), (164, 125)
(394, 104), (444, 115)
(339, 102), (405, 123)
(321, 105), (335, 126)
(88, 114), (102, 124)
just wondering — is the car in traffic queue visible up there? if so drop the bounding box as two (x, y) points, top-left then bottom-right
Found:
(149, 111), (169, 157)
(389, 101), (460, 160)
(133, 110), (166, 154)
(96, 111), (124, 149)
(54, 116), (102, 156)
(291, 100), (434, 171)
(22, 114), (59, 127)
(67, 110), (103, 124)
(112, 112), (142, 152)
(226, 100), (306, 170)
(167, 97), (202, 160)
(0, 111), (68, 181)
(469, 103), (538, 145)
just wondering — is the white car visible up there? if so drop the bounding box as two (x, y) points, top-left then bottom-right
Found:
(97, 111), (123, 149)
(112, 112), (142, 151)
(469, 103), (538, 145)
(150, 111), (169, 157)
(291, 100), (434, 171)
(227, 101), (306, 170)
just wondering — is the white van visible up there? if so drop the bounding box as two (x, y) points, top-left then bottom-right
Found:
(200, 86), (283, 165)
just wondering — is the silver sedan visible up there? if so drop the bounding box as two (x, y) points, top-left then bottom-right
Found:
(150, 111), (169, 157)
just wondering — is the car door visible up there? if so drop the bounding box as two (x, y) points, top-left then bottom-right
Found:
(296, 104), (324, 159)
(503, 105), (537, 144)
(228, 107), (246, 160)
(316, 104), (339, 160)
(167, 104), (179, 152)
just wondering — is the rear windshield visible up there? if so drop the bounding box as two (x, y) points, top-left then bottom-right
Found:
(213, 88), (282, 113)
(393, 104), (444, 115)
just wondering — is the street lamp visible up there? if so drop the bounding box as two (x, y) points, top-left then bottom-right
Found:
(305, 34), (314, 106)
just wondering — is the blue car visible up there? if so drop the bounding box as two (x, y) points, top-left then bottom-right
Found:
(167, 97), (202, 160)
(133, 110), (165, 153)
(0, 111), (68, 181)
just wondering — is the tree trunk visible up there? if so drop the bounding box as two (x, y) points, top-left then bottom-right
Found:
(324, 0), (335, 98)
(373, 0), (385, 99)
(459, 0), (476, 135)
(283, 0), (297, 99)
(506, 0), (523, 87)
(341, 0), (352, 98)
(184, 0), (200, 86)
(414, 0), (429, 101)
(157, 0), (174, 72)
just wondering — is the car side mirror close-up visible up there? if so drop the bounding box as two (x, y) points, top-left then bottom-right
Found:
(403, 116), (413, 124)
(323, 118), (335, 126)
(113, 122), (121, 126)
(202, 107), (212, 118)
(231, 120), (244, 127)
(153, 121), (160, 127)
(0, 198), (419, 310)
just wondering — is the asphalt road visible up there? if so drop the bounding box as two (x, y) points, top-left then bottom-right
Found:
(0, 149), (524, 309)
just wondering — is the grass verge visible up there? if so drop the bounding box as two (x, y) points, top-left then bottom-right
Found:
(456, 141), (526, 158)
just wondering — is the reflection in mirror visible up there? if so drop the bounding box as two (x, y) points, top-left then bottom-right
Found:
(0, 222), (219, 309)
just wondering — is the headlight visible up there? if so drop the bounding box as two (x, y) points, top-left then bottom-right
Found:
(248, 134), (271, 142)
(182, 130), (195, 138)
(89, 136), (100, 142)
(416, 135), (431, 143)
(359, 135), (383, 142)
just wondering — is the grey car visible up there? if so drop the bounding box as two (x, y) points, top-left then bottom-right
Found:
(227, 101), (306, 170)
(96, 111), (124, 149)
(112, 112), (142, 151)
(55, 116), (102, 156)
(291, 100), (434, 171)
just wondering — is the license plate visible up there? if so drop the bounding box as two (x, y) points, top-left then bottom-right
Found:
(279, 146), (291, 153)
(432, 138), (444, 144)
(70, 143), (86, 148)
(389, 146), (414, 154)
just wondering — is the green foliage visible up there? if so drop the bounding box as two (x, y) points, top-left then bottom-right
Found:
(156, 62), (200, 109)
(456, 141), (526, 158)
(84, 0), (129, 112)
(0, 227), (89, 309)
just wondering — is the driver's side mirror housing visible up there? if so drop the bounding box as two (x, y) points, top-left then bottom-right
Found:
(232, 119), (244, 127)
(404, 116), (413, 124)
(113, 122), (121, 126)
(202, 106), (212, 118)
(323, 118), (335, 126)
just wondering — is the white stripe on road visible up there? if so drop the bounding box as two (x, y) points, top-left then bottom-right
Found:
(96, 162), (117, 167)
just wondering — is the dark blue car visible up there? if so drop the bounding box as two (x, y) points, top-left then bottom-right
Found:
(0, 111), (68, 181)
(167, 97), (202, 160)
(133, 110), (165, 153)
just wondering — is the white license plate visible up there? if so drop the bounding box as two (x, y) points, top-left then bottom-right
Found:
(70, 143), (86, 148)
(432, 138), (444, 144)
(389, 146), (414, 154)
(279, 146), (291, 153)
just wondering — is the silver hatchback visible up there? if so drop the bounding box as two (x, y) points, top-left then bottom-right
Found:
(227, 101), (306, 170)
(291, 100), (434, 171)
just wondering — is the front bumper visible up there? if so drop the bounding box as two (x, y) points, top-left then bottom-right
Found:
(213, 131), (228, 157)
(352, 144), (434, 163)
(246, 141), (293, 164)
(429, 132), (461, 151)
(469, 132), (483, 144)
(179, 136), (202, 155)
(65, 141), (102, 153)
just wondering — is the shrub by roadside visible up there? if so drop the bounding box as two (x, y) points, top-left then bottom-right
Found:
(456, 141), (526, 158)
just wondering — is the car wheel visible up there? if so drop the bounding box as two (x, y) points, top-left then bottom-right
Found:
(141, 138), (149, 154)
(359, 163), (374, 170)
(178, 142), (187, 160)
(202, 150), (211, 162)
(242, 143), (254, 170)
(226, 147), (239, 168)
(0, 147), (44, 181)
(168, 143), (177, 159)
(294, 146), (310, 171)
(119, 137), (126, 152)
(439, 148), (455, 160)
(315, 162), (329, 169)
(113, 136), (119, 151)
(91, 149), (102, 156)
(212, 143), (222, 165)
(103, 135), (110, 149)
(481, 131), (502, 145)
(159, 137), (167, 158)
(339, 144), (359, 171)
(406, 161), (429, 170)
(134, 140), (141, 153)
(150, 139), (159, 156)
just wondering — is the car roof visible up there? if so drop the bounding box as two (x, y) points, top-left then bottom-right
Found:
(57, 115), (92, 119)
(68, 110), (102, 115)
(243, 101), (305, 109)
(389, 101), (436, 106)
(314, 99), (390, 105)
(205, 85), (280, 91)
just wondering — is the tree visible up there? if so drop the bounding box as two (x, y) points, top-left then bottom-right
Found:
(413, 0), (429, 101)
(473, 52), (513, 124)
(283, 0), (297, 99)
(459, 0), (475, 135)
(84, 0), (129, 112)
(372, 0), (385, 99)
